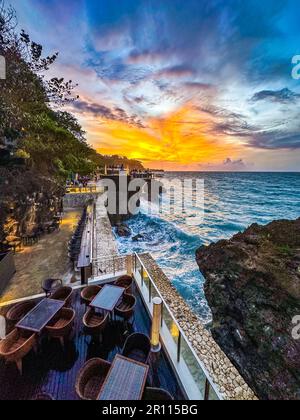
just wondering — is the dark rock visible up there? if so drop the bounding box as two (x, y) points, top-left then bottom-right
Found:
(132, 234), (144, 242)
(115, 223), (131, 237)
(196, 218), (300, 400)
(0, 167), (64, 241)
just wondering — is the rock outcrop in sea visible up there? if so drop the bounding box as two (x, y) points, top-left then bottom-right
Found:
(196, 218), (300, 400)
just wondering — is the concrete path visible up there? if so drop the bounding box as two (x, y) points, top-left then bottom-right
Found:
(93, 194), (118, 261)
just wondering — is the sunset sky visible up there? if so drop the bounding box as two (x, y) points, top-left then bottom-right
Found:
(10, 0), (300, 171)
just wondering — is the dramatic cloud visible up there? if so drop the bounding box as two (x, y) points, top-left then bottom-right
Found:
(72, 99), (145, 128)
(10, 0), (300, 170)
(251, 88), (300, 103)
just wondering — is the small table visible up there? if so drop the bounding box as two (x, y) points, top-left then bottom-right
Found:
(16, 298), (65, 333)
(98, 355), (149, 400)
(90, 285), (125, 313)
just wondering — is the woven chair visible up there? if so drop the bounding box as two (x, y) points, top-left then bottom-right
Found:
(45, 308), (76, 348)
(122, 333), (151, 364)
(81, 285), (102, 306)
(115, 293), (136, 321)
(114, 275), (133, 294)
(42, 278), (63, 297)
(6, 301), (36, 326)
(143, 387), (174, 401)
(83, 308), (109, 342)
(75, 358), (111, 400)
(0, 329), (36, 375)
(50, 286), (73, 307)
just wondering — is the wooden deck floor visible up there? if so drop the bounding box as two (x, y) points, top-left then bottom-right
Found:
(0, 286), (185, 400)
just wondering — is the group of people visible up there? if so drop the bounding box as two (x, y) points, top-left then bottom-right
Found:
(66, 175), (93, 188)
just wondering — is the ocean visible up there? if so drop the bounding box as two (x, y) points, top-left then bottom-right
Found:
(116, 172), (300, 323)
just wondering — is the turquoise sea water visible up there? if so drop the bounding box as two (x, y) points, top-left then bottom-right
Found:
(116, 172), (300, 323)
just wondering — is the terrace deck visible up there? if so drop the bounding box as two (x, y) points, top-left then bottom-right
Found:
(0, 285), (185, 401)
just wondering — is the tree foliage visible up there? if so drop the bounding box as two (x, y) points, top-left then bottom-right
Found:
(0, 0), (143, 180)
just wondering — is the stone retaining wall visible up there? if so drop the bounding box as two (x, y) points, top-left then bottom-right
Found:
(139, 253), (258, 401)
(63, 193), (99, 208)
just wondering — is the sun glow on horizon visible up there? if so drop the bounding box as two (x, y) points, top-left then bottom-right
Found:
(80, 103), (243, 170)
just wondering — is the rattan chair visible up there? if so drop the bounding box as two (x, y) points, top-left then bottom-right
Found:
(42, 278), (63, 297)
(83, 308), (109, 342)
(5, 301), (36, 326)
(122, 333), (151, 364)
(0, 329), (36, 375)
(114, 275), (133, 293)
(115, 293), (136, 321)
(143, 387), (174, 401)
(75, 358), (111, 400)
(50, 286), (73, 307)
(45, 308), (76, 348)
(81, 285), (102, 306)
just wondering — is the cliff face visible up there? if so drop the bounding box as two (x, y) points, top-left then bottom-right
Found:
(0, 167), (64, 241)
(196, 219), (300, 400)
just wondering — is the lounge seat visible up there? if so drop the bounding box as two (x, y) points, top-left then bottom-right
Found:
(50, 286), (73, 307)
(143, 387), (174, 400)
(114, 275), (133, 294)
(122, 333), (151, 364)
(6, 301), (36, 326)
(115, 293), (136, 321)
(45, 308), (76, 348)
(83, 308), (109, 342)
(42, 278), (62, 297)
(81, 285), (102, 306)
(75, 358), (111, 400)
(0, 329), (36, 375)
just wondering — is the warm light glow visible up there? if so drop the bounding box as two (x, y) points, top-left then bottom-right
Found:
(171, 322), (180, 339)
(151, 297), (162, 352)
(80, 103), (243, 171)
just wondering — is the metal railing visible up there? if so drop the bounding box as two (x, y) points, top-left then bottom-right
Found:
(91, 254), (129, 279)
(133, 253), (222, 401)
(66, 185), (104, 194)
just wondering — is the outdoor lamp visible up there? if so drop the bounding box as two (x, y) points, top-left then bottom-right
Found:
(151, 297), (162, 352)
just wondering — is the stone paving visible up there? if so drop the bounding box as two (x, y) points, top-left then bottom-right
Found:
(139, 253), (258, 401)
(93, 194), (118, 261)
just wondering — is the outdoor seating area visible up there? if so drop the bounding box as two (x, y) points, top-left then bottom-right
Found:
(0, 214), (63, 256)
(0, 279), (185, 400)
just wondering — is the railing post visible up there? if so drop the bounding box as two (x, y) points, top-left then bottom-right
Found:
(141, 266), (144, 287)
(204, 379), (210, 401)
(177, 331), (182, 363)
(149, 279), (152, 303)
(134, 254), (137, 273)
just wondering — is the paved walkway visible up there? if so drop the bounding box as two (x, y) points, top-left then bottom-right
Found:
(93, 194), (118, 261)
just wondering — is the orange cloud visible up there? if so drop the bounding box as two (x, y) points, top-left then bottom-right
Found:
(77, 102), (244, 170)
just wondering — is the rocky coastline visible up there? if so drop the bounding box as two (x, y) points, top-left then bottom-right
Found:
(196, 218), (300, 400)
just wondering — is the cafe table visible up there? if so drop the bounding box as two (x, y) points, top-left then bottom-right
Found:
(98, 355), (149, 400)
(16, 298), (65, 334)
(90, 284), (125, 313)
